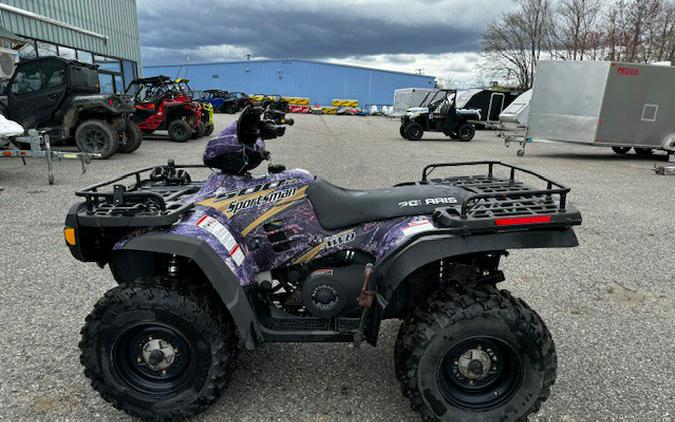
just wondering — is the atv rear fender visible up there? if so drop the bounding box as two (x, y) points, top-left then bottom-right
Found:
(375, 228), (579, 311)
(111, 233), (262, 350)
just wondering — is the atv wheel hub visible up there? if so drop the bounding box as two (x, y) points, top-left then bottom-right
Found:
(457, 347), (492, 380)
(141, 339), (176, 371)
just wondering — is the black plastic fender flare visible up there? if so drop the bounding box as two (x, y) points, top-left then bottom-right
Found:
(112, 233), (261, 350)
(375, 228), (579, 303)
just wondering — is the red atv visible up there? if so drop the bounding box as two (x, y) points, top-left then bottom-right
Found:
(126, 76), (204, 142)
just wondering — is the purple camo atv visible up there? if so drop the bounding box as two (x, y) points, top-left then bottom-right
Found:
(64, 106), (581, 421)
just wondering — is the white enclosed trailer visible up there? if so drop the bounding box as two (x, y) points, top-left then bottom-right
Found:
(499, 89), (532, 127)
(512, 60), (675, 156)
(392, 88), (436, 116)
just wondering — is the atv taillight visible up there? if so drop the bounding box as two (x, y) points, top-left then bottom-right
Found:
(494, 215), (552, 226)
(108, 98), (114, 106)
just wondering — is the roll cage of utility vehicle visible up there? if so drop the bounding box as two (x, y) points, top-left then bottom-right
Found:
(4, 56), (140, 158)
(126, 75), (205, 142)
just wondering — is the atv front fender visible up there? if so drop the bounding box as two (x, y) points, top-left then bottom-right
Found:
(112, 233), (262, 350)
(375, 228), (579, 303)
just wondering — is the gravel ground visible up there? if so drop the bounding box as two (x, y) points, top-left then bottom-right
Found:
(0, 113), (673, 421)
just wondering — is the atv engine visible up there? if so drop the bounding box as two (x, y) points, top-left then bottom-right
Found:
(301, 264), (363, 318)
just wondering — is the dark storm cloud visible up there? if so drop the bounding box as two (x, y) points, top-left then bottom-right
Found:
(138, 0), (504, 65)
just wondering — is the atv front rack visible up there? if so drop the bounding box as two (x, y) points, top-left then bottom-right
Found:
(419, 161), (581, 231)
(75, 161), (207, 227)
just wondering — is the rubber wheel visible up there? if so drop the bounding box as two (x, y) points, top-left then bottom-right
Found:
(634, 147), (653, 157)
(168, 119), (192, 143)
(398, 286), (556, 421)
(456, 123), (475, 142)
(119, 122), (143, 153)
(399, 125), (408, 139)
(204, 123), (215, 136)
(612, 146), (630, 155)
(74, 119), (119, 159)
(79, 278), (238, 420)
(192, 122), (205, 139)
(405, 123), (424, 141)
(222, 103), (236, 114)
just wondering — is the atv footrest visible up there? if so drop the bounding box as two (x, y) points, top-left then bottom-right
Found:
(259, 316), (361, 343)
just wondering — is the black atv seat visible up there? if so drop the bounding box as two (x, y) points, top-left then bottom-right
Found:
(306, 178), (467, 230)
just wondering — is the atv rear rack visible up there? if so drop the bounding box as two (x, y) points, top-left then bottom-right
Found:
(419, 161), (580, 231)
(75, 161), (207, 227)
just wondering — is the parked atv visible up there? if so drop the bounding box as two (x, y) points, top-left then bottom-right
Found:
(65, 106), (581, 421)
(252, 93), (289, 113)
(400, 89), (480, 141)
(200, 89), (251, 114)
(125, 75), (205, 142)
(174, 78), (215, 137)
(4, 56), (141, 158)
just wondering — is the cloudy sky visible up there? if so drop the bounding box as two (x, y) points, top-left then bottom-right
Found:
(137, 0), (514, 86)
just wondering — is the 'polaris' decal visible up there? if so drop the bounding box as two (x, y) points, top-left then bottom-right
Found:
(398, 197), (457, 207)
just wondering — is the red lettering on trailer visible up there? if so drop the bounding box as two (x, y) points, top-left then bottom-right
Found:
(617, 66), (639, 76)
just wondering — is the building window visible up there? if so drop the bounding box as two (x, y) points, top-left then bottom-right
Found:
(18, 41), (37, 60)
(98, 73), (114, 94)
(58, 46), (76, 60)
(77, 50), (93, 64)
(36, 41), (57, 57)
(94, 55), (121, 73)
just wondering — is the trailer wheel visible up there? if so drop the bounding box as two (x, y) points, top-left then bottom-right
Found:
(405, 123), (424, 141)
(611, 146), (630, 155)
(634, 147), (653, 157)
(517, 149), (525, 157)
(457, 124), (475, 142)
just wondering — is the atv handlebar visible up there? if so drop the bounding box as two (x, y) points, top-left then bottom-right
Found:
(237, 105), (292, 145)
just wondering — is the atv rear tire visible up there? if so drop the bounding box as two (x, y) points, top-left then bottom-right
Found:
(119, 122), (143, 153)
(192, 122), (205, 139)
(405, 123), (424, 141)
(222, 103), (236, 114)
(168, 119), (192, 142)
(612, 146), (630, 155)
(398, 287), (556, 421)
(75, 120), (119, 159)
(204, 122), (215, 136)
(79, 279), (238, 420)
(456, 123), (475, 142)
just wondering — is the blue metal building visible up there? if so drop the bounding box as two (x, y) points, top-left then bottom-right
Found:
(143, 59), (435, 106)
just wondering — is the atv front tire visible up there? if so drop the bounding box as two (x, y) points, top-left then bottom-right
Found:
(398, 287), (556, 421)
(456, 123), (475, 142)
(168, 119), (192, 142)
(119, 122), (143, 153)
(75, 120), (119, 159)
(80, 279), (238, 420)
(204, 122), (215, 136)
(405, 123), (424, 141)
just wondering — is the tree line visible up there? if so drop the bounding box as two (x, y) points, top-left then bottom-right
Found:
(481, 0), (675, 89)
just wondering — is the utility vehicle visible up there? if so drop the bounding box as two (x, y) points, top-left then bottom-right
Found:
(174, 78), (215, 138)
(65, 106), (581, 421)
(4, 56), (141, 158)
(125, 75), (206, 142)
(200, 89), (250, 114)
(400, 89), (480, 141)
